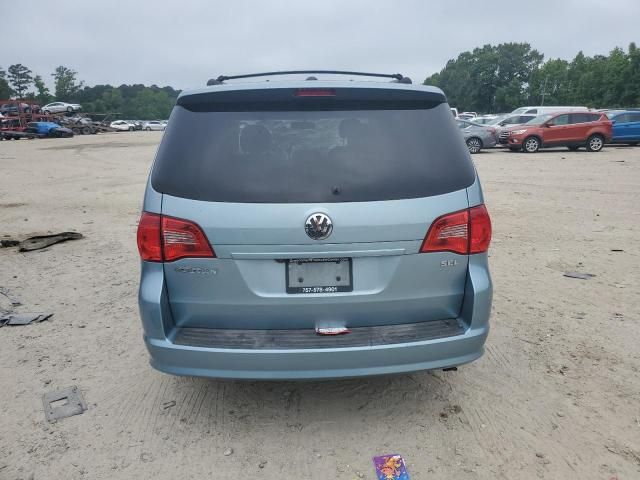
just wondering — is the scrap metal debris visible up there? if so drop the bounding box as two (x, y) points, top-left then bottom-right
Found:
(0, 312), (53, 327)
(563, 272), (596, 280)
(19, 232), (83, 252)
(0, 239), (20, 248)
(43, 386), (87, 423)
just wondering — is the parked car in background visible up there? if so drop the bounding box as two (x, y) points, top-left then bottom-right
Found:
(500, 111), (612, 152)
(456, 119), (497, 153)
(143, 120), (166, 131)
(606, 110), (640, 145)
(124, 120), (143, 131)
(471, 115), (500, 125)
(42, 102), (82, 114)
(110, 120), (135, 131)
(25, 121), (74, 138)
(137, 72), (493, 379)
(0, 117), (30, 139)
(458, 112), (477, 121)
(490, 114), (538, 140)
(510, 106), (589, 115)
(489, 114), (537, 128)
(1, 102), (41, 115)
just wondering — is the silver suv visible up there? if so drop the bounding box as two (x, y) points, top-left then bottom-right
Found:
(137, 71), (493, 379)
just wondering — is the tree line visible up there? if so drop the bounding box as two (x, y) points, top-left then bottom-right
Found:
(2, 43), (639, 119)
(424, 42), (640, 113)
(0, 65), (179, 120)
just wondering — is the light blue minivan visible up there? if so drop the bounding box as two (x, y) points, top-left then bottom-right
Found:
(137, 71), (492, 380)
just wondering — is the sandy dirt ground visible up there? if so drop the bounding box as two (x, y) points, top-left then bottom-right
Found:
(1, 133), (639, 480)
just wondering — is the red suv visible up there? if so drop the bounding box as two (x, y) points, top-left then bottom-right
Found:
(499, 111), (612, 153)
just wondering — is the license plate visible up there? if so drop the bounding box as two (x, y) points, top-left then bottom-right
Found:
(286, 258), (353, 294)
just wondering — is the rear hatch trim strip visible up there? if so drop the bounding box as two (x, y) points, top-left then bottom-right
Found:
(172, 320), (465, 350)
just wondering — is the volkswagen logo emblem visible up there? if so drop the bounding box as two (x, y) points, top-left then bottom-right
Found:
(305, 213), (333, 240)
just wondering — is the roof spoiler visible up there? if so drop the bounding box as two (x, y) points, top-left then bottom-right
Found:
(206, 70), (412, 86)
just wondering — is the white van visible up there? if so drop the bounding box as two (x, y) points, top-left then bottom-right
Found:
(510, 106), (589, 115)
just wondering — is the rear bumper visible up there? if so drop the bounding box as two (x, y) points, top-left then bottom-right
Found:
(145, 324), (487, 379)
(138, 255), (492, 380)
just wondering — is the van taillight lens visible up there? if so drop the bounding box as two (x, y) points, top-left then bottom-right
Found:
(420, 205), (491, 255)
(137, 212), (162, 261)
(162, 216), (215, 262)
(468, 205), (492, 254)
(136, 212), (215, 262)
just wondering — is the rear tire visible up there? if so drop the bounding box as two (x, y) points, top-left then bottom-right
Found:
(523, 136), (540, 153)
(82, 126), (91, 135)
(586, 134), (604, 152)
(72, 127), (80, 135)
(145, 127), (151, 131)
(129, 126), (134, 131)
(466, 137), (482, 154)
(568, 146), (580, 151)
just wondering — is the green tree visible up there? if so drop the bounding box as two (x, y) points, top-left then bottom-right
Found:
(622, 42), (640, 105)
(424, 43), (543, 112)
(7, 64), (33, 99)
(0, 67), (12, 99)
(528, 59), (570, 105)
(52, 66), (84, 101)
(74, 83), (179, 119)
(32, 75), (52, 104)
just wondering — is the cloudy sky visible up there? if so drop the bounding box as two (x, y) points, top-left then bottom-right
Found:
(2, 0), (638, 90)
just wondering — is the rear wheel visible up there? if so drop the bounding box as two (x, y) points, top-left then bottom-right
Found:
(568, 145), (580, 151)
(466, 137), (482, 154)
(82, 126), (91, 135)
(145, 127), (151, 131)
(72, 127), (81, 135)
(129, 126), (134, 131)
(523, 136), (540, 153)
(586, 134), (604, 152)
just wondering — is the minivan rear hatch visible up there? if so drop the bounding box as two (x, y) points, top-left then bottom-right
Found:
(151, 84), (476, 329)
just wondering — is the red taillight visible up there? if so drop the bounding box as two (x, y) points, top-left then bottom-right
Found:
(162, 216), (215, 262)
(294, 88), (336, 97)
(136, 212), (215, 262)
(468, 205), (492, 254)
(137, 212), (162, 262)
(420, 205), (491, 255)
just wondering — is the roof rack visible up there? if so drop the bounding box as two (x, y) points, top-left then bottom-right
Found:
(206, 70), (412, 86)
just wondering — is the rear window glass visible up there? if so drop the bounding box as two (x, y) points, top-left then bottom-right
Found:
(152, 98), (474, 203)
